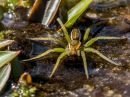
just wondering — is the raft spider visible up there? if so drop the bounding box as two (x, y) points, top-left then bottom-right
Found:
(23, 18), (125, 79)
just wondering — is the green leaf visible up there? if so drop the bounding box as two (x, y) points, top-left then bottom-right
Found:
(0, 40), (14, 49)
(11, 57), (23, 80)
(0, 51), (20, 68)
(0, 64), (11, 92)
(65, 0), (93, 28)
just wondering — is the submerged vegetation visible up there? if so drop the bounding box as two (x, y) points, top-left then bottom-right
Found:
(0, 40), (20, 92)
(10, 72), (36, 97)
(0, 0), (130, 96)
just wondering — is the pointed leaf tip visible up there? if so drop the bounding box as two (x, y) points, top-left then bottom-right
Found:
(0, 40), (14, 49)
(0, 51), (20, 68)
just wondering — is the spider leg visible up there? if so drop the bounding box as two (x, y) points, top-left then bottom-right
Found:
(84, 36), (126, 47)
(81, 51), (89, 79)
(82, 27), (91, 43)
(84, 47), (122, 66)
(23, 48), (65, 61)
(49, 51), (68, 78)
(29, 37), (66, 47)
(57, 18), (71, 43)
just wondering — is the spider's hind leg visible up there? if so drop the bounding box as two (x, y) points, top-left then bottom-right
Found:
(84, 48), (122, 66)
(81, 51), (89, 79)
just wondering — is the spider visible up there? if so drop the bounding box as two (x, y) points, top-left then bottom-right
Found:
(23, 18), (125, 79)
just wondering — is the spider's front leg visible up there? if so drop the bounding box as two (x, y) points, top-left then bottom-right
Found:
(29, 37), (66, 47)
(23, 48), (65, 61)
(82, 27), (91, 43)
(81, 51), (89, 79)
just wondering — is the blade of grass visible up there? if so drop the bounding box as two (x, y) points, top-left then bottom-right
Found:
(0, 64), (11, 92)
(65, 0), (93, 28)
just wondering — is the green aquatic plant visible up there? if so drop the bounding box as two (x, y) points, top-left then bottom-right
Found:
(23, 18), (126, 79)
(10, 72), (36, 97)
(6, 0), (32, 10)
(0, 0), (32, 17)
(0, 40), (20, 92)
(65, 0), (93, 28)
(0, 30), (14, 40)
(58, 0), (93, 32)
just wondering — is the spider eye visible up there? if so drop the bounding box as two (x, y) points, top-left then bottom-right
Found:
(71, 28), (81, 40)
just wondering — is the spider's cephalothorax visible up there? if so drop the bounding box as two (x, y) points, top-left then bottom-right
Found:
(23, 18), (125, 79)
(67, 28), (81, 55)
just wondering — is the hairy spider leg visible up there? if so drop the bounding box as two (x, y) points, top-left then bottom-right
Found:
(81, 51), (89, 79)
(82, 27), (91, 43)
(84, 36), (125, 47)
(29, 37), (66, 47)
(23, 48), (65, 61)
(84, 48), (122, 66)
(57, 18), (71, 43)
(49, 51), (68, 78)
